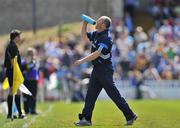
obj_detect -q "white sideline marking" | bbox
[42,105,53,117]
[22,105,53,128]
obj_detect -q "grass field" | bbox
[0,100,180,128]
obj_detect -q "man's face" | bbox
[15,35,21,44]
[95,17,105,30]
[27,51,34,59]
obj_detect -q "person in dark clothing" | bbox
[22,47,39,115]
[74,16,137,126]
[4,29,25,119]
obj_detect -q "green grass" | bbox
[0,100,180,128]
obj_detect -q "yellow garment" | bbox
[12,56,24,95]
[2,77,9,90]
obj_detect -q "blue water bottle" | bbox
[81,14,96,25]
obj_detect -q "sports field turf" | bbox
[0,100,180,128]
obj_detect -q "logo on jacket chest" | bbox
[92,40,98,48]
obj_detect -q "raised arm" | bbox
[81,21,88,40]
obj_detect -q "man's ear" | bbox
[102,23,106,29]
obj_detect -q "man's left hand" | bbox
[74,60,83,66]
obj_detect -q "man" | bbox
[74,16,137,126]
[4,29,25,119]
[22,47,39,115]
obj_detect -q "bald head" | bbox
[96,16,112,32]
[100,16,112,29]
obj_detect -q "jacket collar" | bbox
[10,40,15,44]
[96,29,109,36]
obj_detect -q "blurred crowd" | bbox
[0,0,179,102]
[149,0,180,28]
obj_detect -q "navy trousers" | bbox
[81,65,134,121]
[23,80,38,114]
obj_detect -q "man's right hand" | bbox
[83,20,88,25]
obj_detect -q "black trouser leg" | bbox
[81,70,102,121]
[23,93,29,114]
[28,80,38,113]
[15,95,22,115]
[7,70,13,116]
[104,83,134,120]
[7,95,13,116]
[24,80,31,113]
[99,68,135,121]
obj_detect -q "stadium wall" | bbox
[0,0,123,34]
[98,80,180,99]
